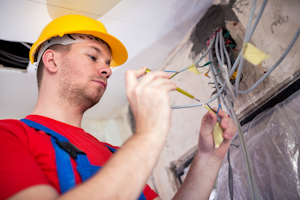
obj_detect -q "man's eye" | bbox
[89,55,97,61]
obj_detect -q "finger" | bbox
[223,118,235,139]
[125,67,147,94]
[217,109,228,118]
[155,81,178,92]
[147,78,177,89]
[139,71,171,88]
[200,111,218,138]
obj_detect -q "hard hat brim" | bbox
[30,15,128,68]
[30,30,128,68]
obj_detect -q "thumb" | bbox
[125,67,147,94]
[200,111,217,138]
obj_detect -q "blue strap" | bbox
[20,119,147,199]
[103,144,117,153]
[20,119,76,193]
[75,154,101,181]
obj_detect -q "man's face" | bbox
[56,40,112,109]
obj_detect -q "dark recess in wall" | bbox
[0,39,32,70]
[189,0,238,57]
[240,76,300,126]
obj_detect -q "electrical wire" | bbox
[238,25,300,94]
[216,104,221,114]
[228,144,239,200]
[168,6,299,199]
[234,0,257,99]
[0,50,29,63]
[223,65,236,102]
[0,57,27,67]
[20,42,31,49]
[0,52,29,64]
[171,0,272,110]
[176,35,216,74]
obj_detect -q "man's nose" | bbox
[98,65,112,79]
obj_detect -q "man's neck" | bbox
[32,94,84,128]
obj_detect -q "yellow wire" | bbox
[145,68,211,112]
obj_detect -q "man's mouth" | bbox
[93,80,107,89]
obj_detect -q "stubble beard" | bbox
[58,59,103,110]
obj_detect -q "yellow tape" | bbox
[213,122,224,148]
[187,63,201,74]
[243,43,270,66]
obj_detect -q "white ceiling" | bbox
[0,0,214,119]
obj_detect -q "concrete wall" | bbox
[82,106,133,146]
[150,0,300,199]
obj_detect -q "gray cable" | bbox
[215,32,222,67]
[235,0,257,98]
[0,57,27,67]
[0,51,29,63]
[219,29,225,72]
[0,50,29,61]
[210,50,233,117]
[238,25,300,94]
[227,100,257,200]
[223,65,236,102]
[171,51,241,109]
[171,0,268,110]
[20,42,31,49]
[177,35,215,73]
[222,32,232,72]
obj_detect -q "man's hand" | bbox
[199,108,237,159]
[125,67,177,137]
[173,109,237,200]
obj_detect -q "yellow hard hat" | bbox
[30,15,128,68]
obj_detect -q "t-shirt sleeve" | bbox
[0,120,52,200]
[143,184,159,200]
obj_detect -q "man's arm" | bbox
[9,67,176,200]
[173,109,236,200]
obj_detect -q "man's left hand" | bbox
[198,109,237,159]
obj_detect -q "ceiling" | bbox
[0,0,214,119]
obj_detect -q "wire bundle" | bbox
[167,0,300,199]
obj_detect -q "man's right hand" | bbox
[125,67,177,137]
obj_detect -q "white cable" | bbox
[234,0,257,99]
[223,65,236,102]
[20,42,31,49]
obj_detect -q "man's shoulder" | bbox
[0,118,26,130]
[0,118,40,139]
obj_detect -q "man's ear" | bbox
[42,49,58,73]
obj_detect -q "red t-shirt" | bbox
[0,115,158,200]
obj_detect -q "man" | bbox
[0,15,236,200]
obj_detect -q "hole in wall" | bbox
[0,39,32,70]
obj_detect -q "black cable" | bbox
[207,104,217,114]
[228,144,239,200]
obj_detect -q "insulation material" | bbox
[210,89,300,200]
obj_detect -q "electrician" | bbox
[0,15,236,200]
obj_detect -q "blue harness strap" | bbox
[20,119,147,200]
